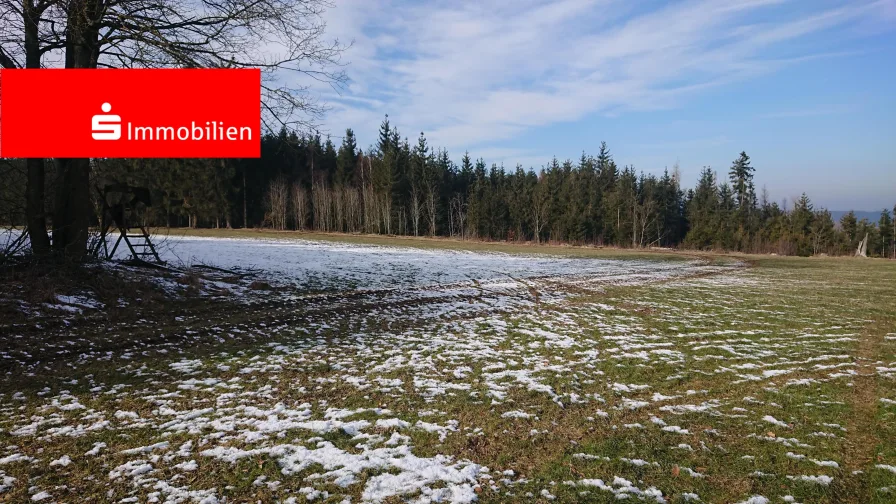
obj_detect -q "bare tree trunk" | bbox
[243,171,248,228]
[266,177,288,230]
[449,195,467,240]
[26,159,51,255]
[397,206,406,236]
[52,0,102,259]
[20,0,52,255]
[410,185,421,236]
[426,189,436,236]
[381,193,392,235]
[334,188,345,232]
[362,184,376,234]
[344,188,360,232]
[448,199,454,238]
[290,183,308,230]
[52,158,91,257]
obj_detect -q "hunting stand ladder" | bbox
[93,184,163,264]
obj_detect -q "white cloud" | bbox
[311,0,891,155]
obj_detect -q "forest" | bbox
[1,115,894,258]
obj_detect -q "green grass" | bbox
[0,236,894,503]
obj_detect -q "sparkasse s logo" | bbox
[0,69,260,158]
[92,103,121,141]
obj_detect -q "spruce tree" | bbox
[684,167,719,249]
[879,209,893,258]
[810,209,835,255]
[893,203,896,258]
[728,151,756,235]
[335,129,357,187]
[377,115,392,156]
[839,211,857,252]
[791,194,814,256]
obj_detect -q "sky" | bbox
[311,0,896,211]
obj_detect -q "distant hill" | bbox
[830,210,885,223]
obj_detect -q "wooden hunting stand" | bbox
[93,183,163,264]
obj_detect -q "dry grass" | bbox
[0,235,893,503]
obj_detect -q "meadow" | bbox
[0,232,894,503]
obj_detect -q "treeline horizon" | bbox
[1,116,894,258]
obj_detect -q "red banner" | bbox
[0,69,261,158]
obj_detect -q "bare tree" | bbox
[409,184,422,236]
[425,187,437,236]
[333,188,345,232]
[531,182,549,244]
[633,198,657,248]
[266,176,288,230]
[343,187,360,232]
[449,194,467,239]
[362,185,378,234]
[290,182,308,231]
[1,0,347,258]
[311,181,333,231]
[380,193,392,235]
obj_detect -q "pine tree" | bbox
[810,209,835,255]
[412,132,429,182]
[322,136,338,184]
[839,211,857,253]
[469,158,488,239]
[684,167,719,249]
[717,182,736,249]
[791,194,814,256]
[728,151,756,242]
[879,209,893,258]
[335,129,357,187]
[377,115,392,156]
[596,142,616,191]
[615,166,638,247]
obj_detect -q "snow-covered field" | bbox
[1,236,894,503]
[151,235,700,292]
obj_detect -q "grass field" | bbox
[1,233,894,503]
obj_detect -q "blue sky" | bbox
[315,0,896,210]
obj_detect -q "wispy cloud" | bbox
[631,136,731,151]
[312,0,891,155]
[757,104,858,119]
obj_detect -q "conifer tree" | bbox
[791,194,814,256]
[839,211,857,253]
[335,129,358,187]
[60,119,876,258]
[879,209,893,258]
[685,168,719,249]
[728,151,756,243]
[892,203,896,258]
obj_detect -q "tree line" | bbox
[2,115,894,258]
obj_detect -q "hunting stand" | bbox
[93,183,163,264]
